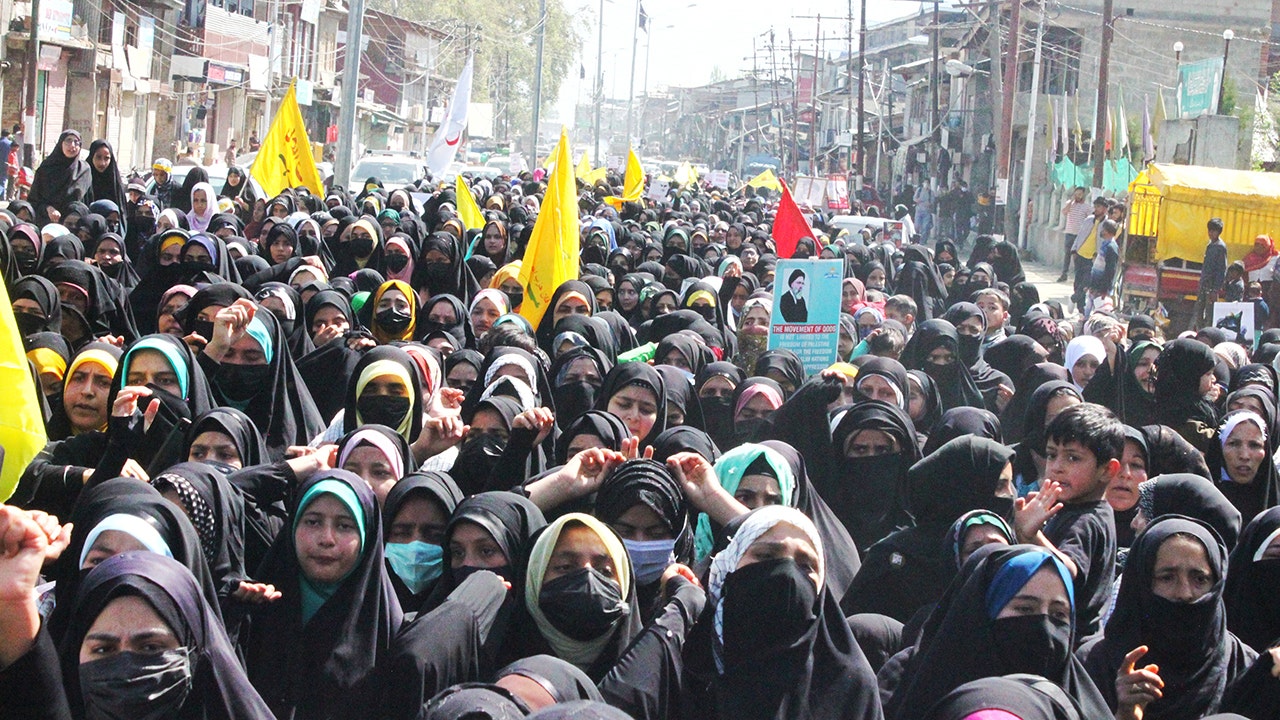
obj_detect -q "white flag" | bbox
[426,54,474,177]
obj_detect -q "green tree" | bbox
[372,0,587,145]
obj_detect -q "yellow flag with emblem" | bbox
[746,169,782,192]
[674,161,698,186]
[605,148,644,209]
[251,79,325,198]
[455,175,485,231]
[517,128,580,327]
[0,279,47,501]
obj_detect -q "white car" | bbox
[350,155,428,191]
[145,163,265,202]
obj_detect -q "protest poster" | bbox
[1213,301,1256,347]
[885,221,906,246]
[768,259,843,375]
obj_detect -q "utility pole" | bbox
[265,0,281,135]
[754,36,762,155]
[857,0,867,187]
[998,0,1022,195]
[420,41,434,155]
[988,0,1003,190]
[770,30,781,172]
[334,0,365,189]
[24,0,42,163]
[846,0,854,191]
[594,0,604,163]
[930,0,940,188]
[625,0,640,148]
[1017,3,1045,249]
[529,0,545,162]
[1092,0,1113,188]
[810,16,821,175]
[789,30,798,179]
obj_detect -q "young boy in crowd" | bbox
[884,295,917,338]
[1013,402,1122,640]
[973,287,1010,351]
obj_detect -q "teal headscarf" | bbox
[293,479,367,623]
[694,443,796,560]
[245,314,275,364]
[120,337,190,399]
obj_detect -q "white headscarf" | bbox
[186,181,217,232]
[1064,335,1106,390]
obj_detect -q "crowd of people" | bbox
[0,129,1278,720]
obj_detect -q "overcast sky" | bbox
[551,0,928,119]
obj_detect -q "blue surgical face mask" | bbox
[384,541,445,595]
[623,538,677,585]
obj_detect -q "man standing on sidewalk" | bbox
[1059,186,1092,281]
[1189,217,1228,331]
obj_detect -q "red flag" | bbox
[772,180,817,259]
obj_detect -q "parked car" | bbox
[350,155,428,191]
[144,163,266,202]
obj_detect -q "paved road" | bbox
[1021,259,1077,313]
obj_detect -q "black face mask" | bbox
[957,332,982,367]
[841,453,903,501]
[80,649,193,720]
[14,311,45,337]
[504,290,523,309]
[1144,593,1218,658]
[691,305,716,322]
[60,305,91,344]
[385,253,410,273]
[538,566,628,641]
[191,319,216,341]
[721,557,817,668]
[423,262,453,288]
[198,459,240,475]
[732,416,771,447]
[555,382,598,428]
[701,396,734,444]
[351,235,375,258]
[989,613,1071,678]
[357,394,411,429]
[376,307,413,335]
[988,495,1016,524]
[215,362,270,404]
[451,434,507,493]
[182,259,215,274]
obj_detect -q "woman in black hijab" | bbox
[11,275,62,337]
[880,544,1110,720]
[906,370,944,443]
[198,304,325,459]
[54,552,276,720]
[85,139,128,218]
[549,346,613,432]
[422,293,473,348]
[594,362,667,448]
[656,333,714,378]
[681,506,883,720]
[928,676,1096,720]
[413,230,480,305]
[827,401,921,549]
[243,469,402,720]
[255,281,314,358]
[753,348,805,398]
[593,459,693,619]
[696,361,745,450]
[1205,408,1280,523]
[941,302,1011,412]
[1155,338,1221,452]
[842,436,1016,622]
[382,471,465,614]
[1224,507,1280,652]
[29,130,91,225]
[1079,516,1256,720]
[45,259,139,346]
[983,334,1049,386]
[534,280,599,353]
[434,492,547,613]
[655,365,704,431]
[901,319,985,411]
[1001,362,1072,445]
[988,240,1026,286]
[173,167,209,215]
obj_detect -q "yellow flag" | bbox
[575,151,592,181]
[674,161,698,186]
[746,169,782,191]
[455,175,485,231]
[251,79,325,198]
[584,167,607,185]
[518,127,580,328]
[605,148,645,209]
[0,279,47,501]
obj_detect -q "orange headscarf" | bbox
[1243,234,1278,273]
[370,280,417,344]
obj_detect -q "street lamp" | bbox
[1173,40,1183,65]
[1218,29,1233,113]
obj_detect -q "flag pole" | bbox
[335,0,366,189]
[625,0,642,148]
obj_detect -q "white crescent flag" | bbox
[427,54,474,177]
